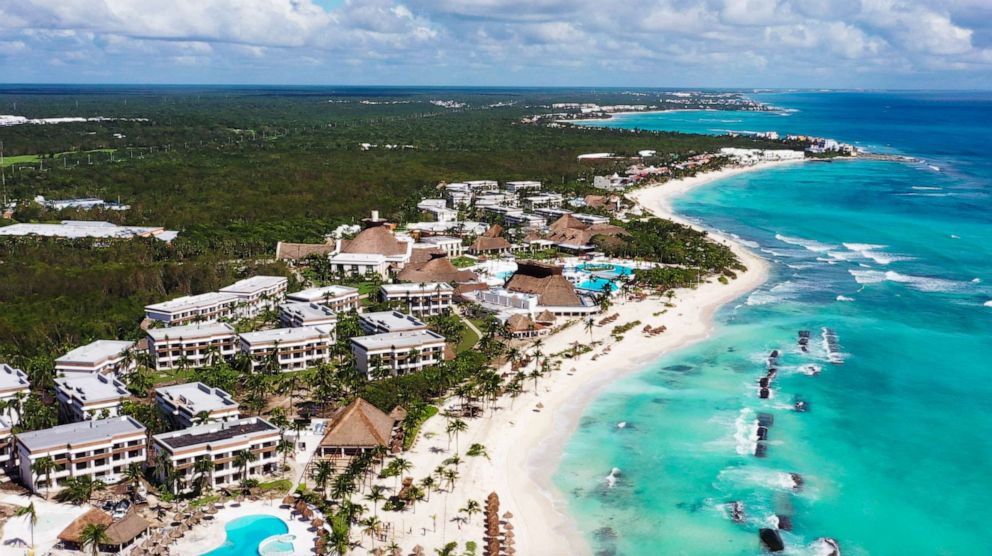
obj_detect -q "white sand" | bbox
[171,500,316,554]
[0,494,89,556]
[344,161,797,556]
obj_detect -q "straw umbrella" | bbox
[281,495,295,507]
[413,546,425,556]
[311,518,324,529]
[502,511,513,520]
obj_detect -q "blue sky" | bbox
[1,0,990,88]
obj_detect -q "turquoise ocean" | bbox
[557,92,992,555]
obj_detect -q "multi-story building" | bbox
[464,180,499,192]
[505,180,542,193]
[147,322,238,371]
[0,365,30,470]
[419,236,463,258]
[155,382,240,429]
[474,192,517,208]
[54,340,136,376]
[55,373,130,422]
[286,286,360,313]
[380,283,454,316]
[219,276,288,318]
[151,417,280,494]
[351,330,447,378]
[328,253,390,279]
[503,212,547,228]
[523,193,564,210]
[15,417,147,493]
[145,292,241,326]
[417,200,459,223]
[238,326,335,372]
[279,302,339,328]
[358,311,429,335]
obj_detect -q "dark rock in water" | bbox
[663,364,694,373]
[727,347,736,352]
[728,501,745,523]
[760,528,785,552]
[593,527,618,541]
[816,537,841,556]
[776,515,793,531]
[766,367,778,378]
[755,443,768,458]
[790,473,804,491]
[757,426,769,441]
[794,400,808,412]
[758,376,770,388]
[769,350,780,359]
[759,388,771,399]
[758,413,775,427]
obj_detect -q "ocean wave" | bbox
[984,300,992,307]
[841,242,914,265]
[733,408,758,455]
[912,186,943,191]
[728,233,760,249]
[746,290,779,306]
[896,192,951,197]
[716,467,800,491]
[836,295,855,302]
[775,233,836,253]
[849,269,966,293]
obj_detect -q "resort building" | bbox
[56,508,150,554]
[545,214,626,252]
[359,311,429,335]
[54,340,136,376]
[147,322,238,371]
[55,373,130,422]
[419,236,464,258]
[238,326,335,372]
[279,302,339,328]
[380,283,454,316]
[144,292,241,326]
[275,241,335,262]
[475,192,517,208]
[505,180,542,193]
[0,365,30,469]
[151,417,280,494]
[444,184,473,207]
[504,314,549,339]
[505,261,600,317]
[316,398,401,462]
[503,212,547,228]
[351,330,448,378]
[469,235,512,256]
[219,276,289,318]
[328,253,390,279]
[396,254,477,283]
[155,382,240,429]
[287,285,360,313]
[331,212,414,275]
[418,200,458,223]
[0,220,177,241]
[464,180,499,192]
[523,193,564,210]
[15,416,147,493]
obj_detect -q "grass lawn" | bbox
[1,149,117,167]
[457,319,480,353]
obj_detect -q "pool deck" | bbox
[171,500,318,555]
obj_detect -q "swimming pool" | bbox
[201,514,290,556]
[578,277,617,293]
[575,263,635,277]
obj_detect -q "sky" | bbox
[1,0,991,89]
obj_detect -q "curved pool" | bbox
[201,514,290,556]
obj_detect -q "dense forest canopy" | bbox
[0,86,780,360]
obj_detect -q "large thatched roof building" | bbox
[318,398,403,460]
[397,254,478,283]
[505,262,583,307]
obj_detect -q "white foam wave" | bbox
[841,242,914,265]
[849,269,965,293]
[605,467,621,488]
[836,295,855,302]
[717,468,799,491]
[733,409,758,455]
[984,300,992,307]
[775,233,836,253]
[912,186,943,191]
[746,290,779,306]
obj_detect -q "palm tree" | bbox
[419,476,437,501]
[192,410,213,425]
[57,476,106,504]
[364,485,386,517]
[311,460,335,498]
[466,443,489,459]
[362,516,383,549]
[80,523,109,556]
[584,317,595,341]
[442,468,459,492]
[459,499,481,526]
[31,456,55,497]
[14,502,37,550]
[276,438,295,468]
[233,449,257,482]
[330,473,356,502]
[193,458,214,494]
[445,419,468,452]
[122,462,144,500]
[435,541,458,555]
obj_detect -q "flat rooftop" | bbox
[17,416,146,452]
[280,302,338,321]
[287,285,359,303]
[154,418,276,451]
[381,282,454,294]
[147,322,236,341]
[219,276,287,294]
[145,291,239,313]
[420,236,460,244]
[56,374,130,403]
[0,222,174,240]
[0,364,30,393]
[352,330,446,351]
[156,382,238,413]
[239,325,333,345]
[55,340,133,365]
[360,311,428,332]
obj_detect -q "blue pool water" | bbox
[201,514,289,556]
[576,263,635,276]
[578,278,616,293]
[559,92,992,555]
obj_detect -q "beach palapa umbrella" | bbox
[502,511,513,519]
[282,495,295,506]
[312,518,324,528]
[413,545,425,556]
[504,522,514,531]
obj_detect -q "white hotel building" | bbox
[55,373,130,422]
[351,330,447,378]
[279,302,339,328]
[152,417,280,494]
[238,326,336,372]
[380,283,454,316]
[219,276,288,318]
[286,285,360,313]
[145,292,241,326]
[0,365,30,470]
[55,340,135,376]
[156,382,240,429]
[16,417,147,493]
[147,322,238,371]
[358,311,428,335]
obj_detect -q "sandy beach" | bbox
[342,160,797,556]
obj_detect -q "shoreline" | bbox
[350,160,795,556]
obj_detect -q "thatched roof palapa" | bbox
[470,236,511,253]
[339,226,408,257]
[58,508,114,544]
[506,266,582,307]
[505,314,540,334]
[397,256,477,283]
[481,224,504,238]
[275,241,335,261]
[319,398,395,449]
[105,512,150,546]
